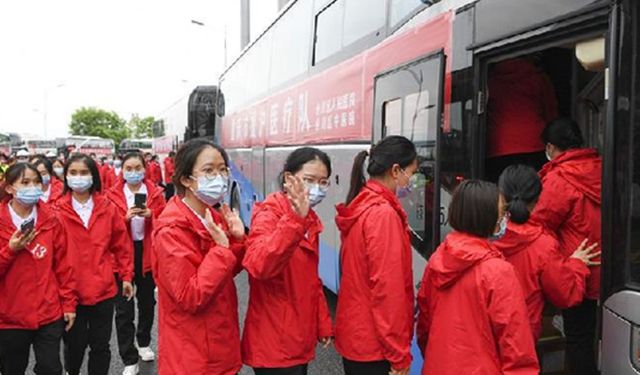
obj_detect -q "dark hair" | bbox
[32,157,54,178]
[498,165,542,224]
[169,151,176,157]
[279,147,332,189]
[346,136,417,204]
[541,118,584,151]
[4,163,42,187]
[448,180,499,238]
[122,152,146,168]
[173,139,229,196]
[63,154,102,194]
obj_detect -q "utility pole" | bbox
[240,0,251,49]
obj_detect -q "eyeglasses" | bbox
[302,177,331,192]
[196,166,231,180]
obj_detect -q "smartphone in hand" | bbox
[134,193,147,209]
[20,218,35,234]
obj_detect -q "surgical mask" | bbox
[308,184,327,207]
[191,175,228,206]
[67,176,93,193]
[545,151,553,161]
[114,160,122,168]
[53,167,64,177]
[15,186,43,206]
[490,215,509,241]
[41,175,51,186]
[124,171,145,185]
[396,171,417,199]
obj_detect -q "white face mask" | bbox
[545,151,553,161]
[191,175,229,206]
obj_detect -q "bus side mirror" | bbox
[216,91,225,117]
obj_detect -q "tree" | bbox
[128,114,155,138]
[69,107,130,145]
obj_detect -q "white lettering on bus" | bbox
[269,103,279,136]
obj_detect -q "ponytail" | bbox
[345,136,417,205]
[346,150,368,205]
[498,165,542,224]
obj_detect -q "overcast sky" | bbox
[0,0,279,139]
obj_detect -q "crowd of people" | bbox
[0,117,601,375]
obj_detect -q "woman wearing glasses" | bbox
[153,139,246,375]
[242,147,334,375]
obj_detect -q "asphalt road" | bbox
[26,272,343,375]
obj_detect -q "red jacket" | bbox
[56,193,133,305]
[493,221,590,340]
[0,201,77,329]
[146,161,162,186]
[106,178,166,275]
[334,181,413,369]
[416,231,539,375]
[100,165,114,190]
[487,58,558,157]
[242,192,333,368]
[532,148,602,299]
[163,157,175,184]
[153,197,245,375]
[42,178,64,207]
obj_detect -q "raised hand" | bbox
[205,209,230,248]
[284,174,309,218]
[220,204,244,240]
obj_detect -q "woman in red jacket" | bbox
[107,152,166,375]
[242,147,333,375]
[532,118,602,375]
[416,180,539,375]
[52,158,65,181]
[494,165,599,341]
[57,154,134,375]
[163,151,176,200]
[335,136,417,375]
[153,139,245,375]
[0,163,77,375]
[32,157,63,207]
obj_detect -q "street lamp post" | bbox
[42,83,65,138]
[190,19,228,68]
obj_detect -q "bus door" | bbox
[601,1,640,374]
[372,51,446,280]
[372,50,445,375]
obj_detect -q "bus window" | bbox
[343,0,385,46]
[389,0,426,28]
[314,0,344,63]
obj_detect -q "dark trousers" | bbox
[115,240,156,365]
[254,364,308,375]
[486,151,548,182]
[563,298,598,375]
[164,183,175,201]
[64,298,114,375]
[343,358,391,375]
[0,319,64,375]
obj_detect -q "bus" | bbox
[119,138,153,155]
[63,136,115,157]
[217,0,640,373]
[23,138,57,155]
